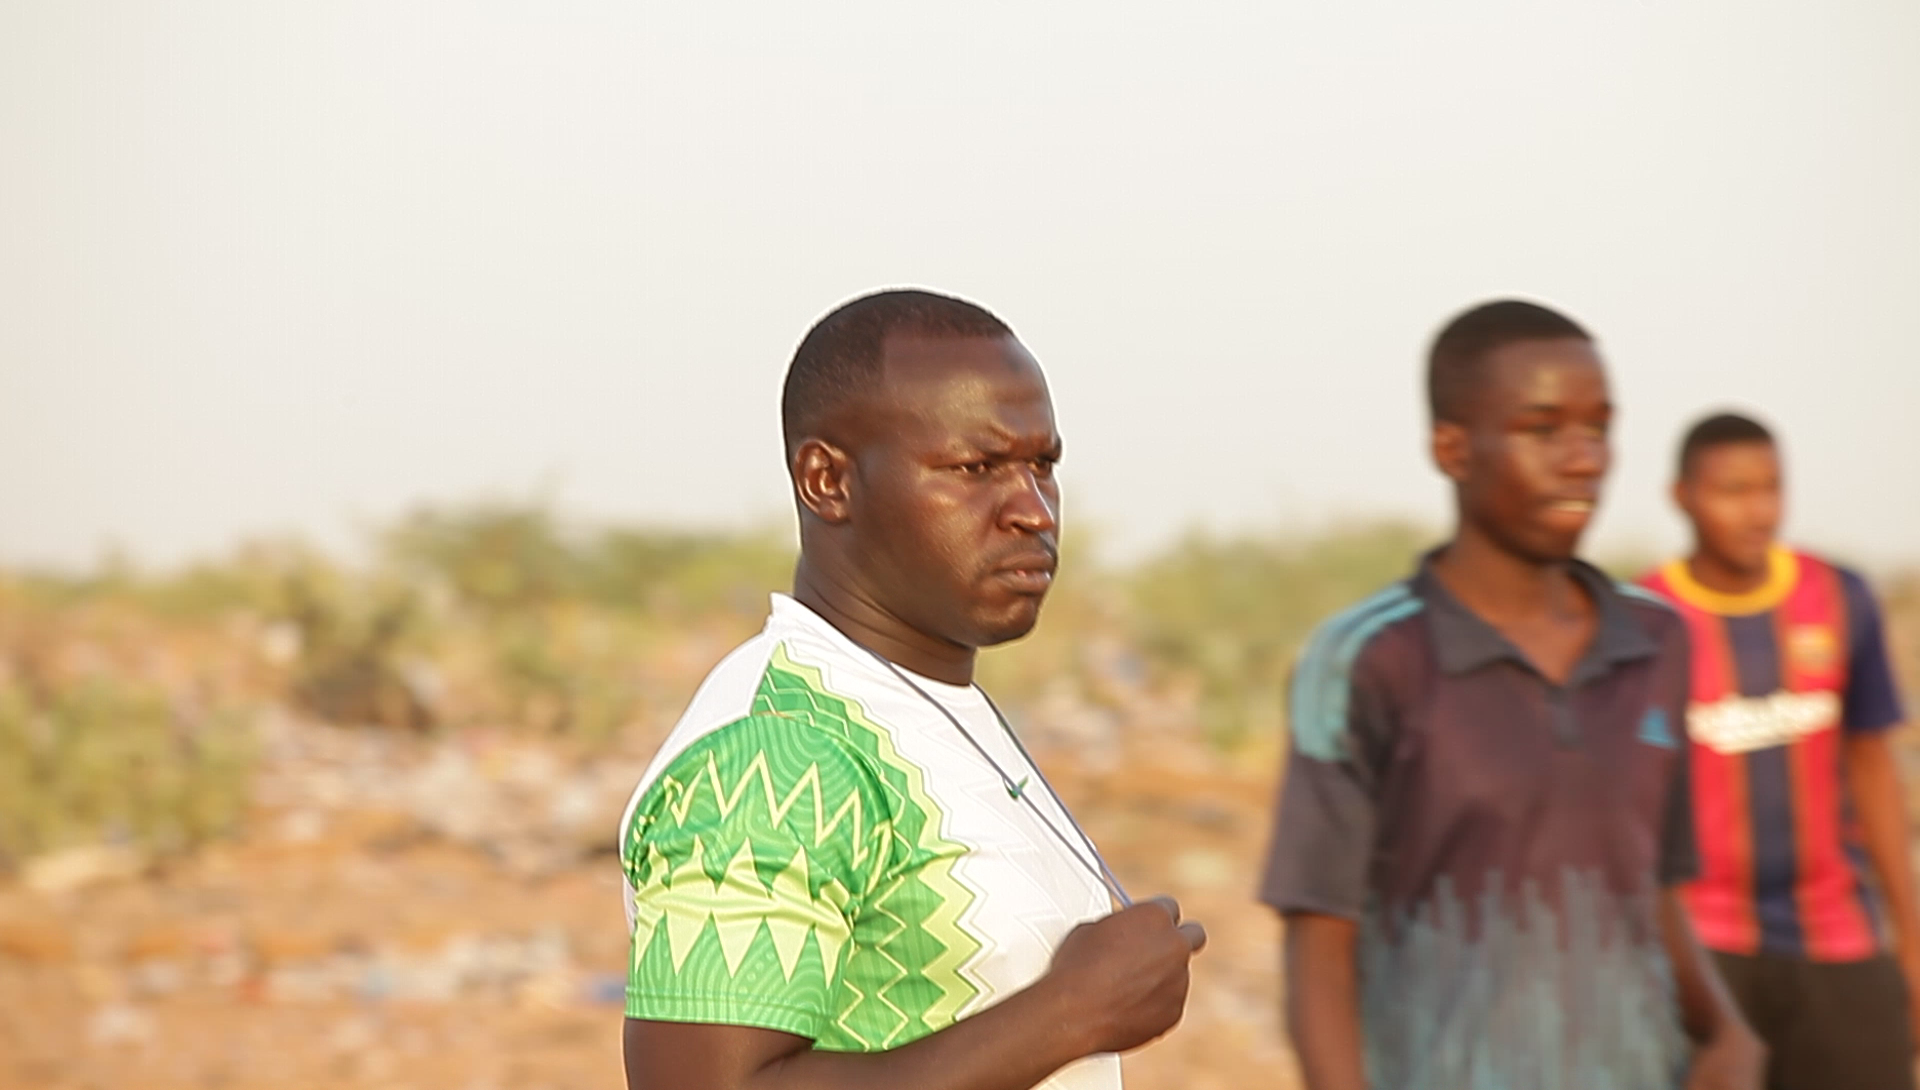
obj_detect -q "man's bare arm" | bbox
[1844,729,1920,1050]
[1656,891,1763,1090]
[627,983,1082,1090]
[1845,731,1920,957]
[1282,912,1368,1090]
[626,898,1206,1090]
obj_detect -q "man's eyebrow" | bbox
[954,432,1061,457]
[1530,399,1613,411]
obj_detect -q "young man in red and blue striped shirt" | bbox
[1641,411,1918,1090]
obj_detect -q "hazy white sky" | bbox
[4,1,1918,572]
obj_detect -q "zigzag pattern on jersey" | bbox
[1289,583,1425,761]
[625,644,983,1050]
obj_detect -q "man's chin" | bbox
[1505,528,1583,566]
[1725,549,1774,581]
[972,599,1046,647]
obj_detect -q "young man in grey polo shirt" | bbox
[1261,301,1763,1089]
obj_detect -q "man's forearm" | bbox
[626,980,1097,1090]
[630,897,1202,1090]
[1284,913,1369,1090]
[1657,890,1742,1043]
[1845,732,1920,952]
[753,982,1092,1090]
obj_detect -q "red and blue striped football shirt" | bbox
[1640,546,1906,961]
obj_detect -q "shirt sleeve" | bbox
[1839,569,1906,733]
[1657,620,1700,886]
[1258,647,1396,919]
[621,715,891,1039]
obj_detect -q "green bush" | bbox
[586,526,793,619]
[280,562,433,730]
[1126,522,1434,745]
[5,505,1914,876]
[384,503,582,614]
[371,503,793,738]
[0,679,254,865]
[381,502,794,619]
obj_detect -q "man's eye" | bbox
[1031,457,1058,478]
[956,461,992,476]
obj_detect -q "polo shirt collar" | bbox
[1410,548,1660,682]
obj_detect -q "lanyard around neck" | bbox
[853,644,1134,909]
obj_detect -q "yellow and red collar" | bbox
[1659,545,1799,616]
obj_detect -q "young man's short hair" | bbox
[1677,411,1776,479]
[780,289,1012,454]
[1426,300,1591,424]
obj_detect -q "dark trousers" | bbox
[1712,950,1918,1090]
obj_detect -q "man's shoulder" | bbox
[1288,581,1426,760]
[1590,559,1687,644]
[1610,571,1686,630]
[1299,581,1428,654]
[648,628,787,759]
[1801,550,1878,606]
[1296,581,1428,679]
[1805,556,1893,658]
[618,627,902,841]
[643,629,901,781]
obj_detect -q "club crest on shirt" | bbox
[1788,624,1840,676]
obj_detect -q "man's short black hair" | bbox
[1426,300,1592,424]
[781,288,1014,453]
[1678,411,1775,479]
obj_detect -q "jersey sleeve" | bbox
[1839,569,1906,733]
[1258,642,1397,919]
[622,715,893,1039]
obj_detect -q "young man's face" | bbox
[1676,440,1782,578]
[1435,337,1612,563]
[847,332,1063,651]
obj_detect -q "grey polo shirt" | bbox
[1260,552,1697,1090]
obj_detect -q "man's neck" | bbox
[1432,526,1586,627]
[791,559,977,685]
[1684,546,1772,596]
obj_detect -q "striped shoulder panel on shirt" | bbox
[1288,583,1424,762]
[1615,579,1680,612]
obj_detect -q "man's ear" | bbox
[1431,420,1471,484]
[1668,476,1688,516]
[792,438,855,524]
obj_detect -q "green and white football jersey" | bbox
[620,594,1121,1089]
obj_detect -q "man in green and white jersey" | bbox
[619,289,1205,1090]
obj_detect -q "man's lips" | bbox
[1540,495,1597,522]
[1543,495,1597,514]
[992,552,1057,594]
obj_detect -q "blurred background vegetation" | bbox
[2,502,1915,871]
